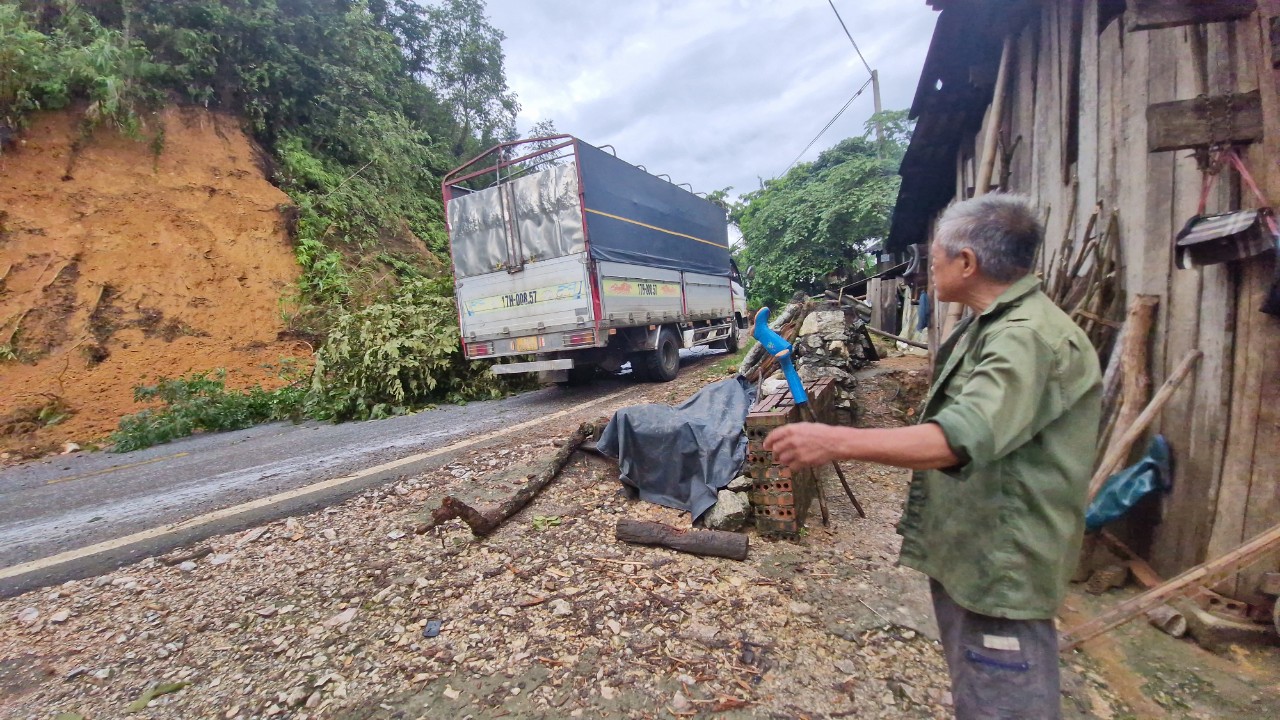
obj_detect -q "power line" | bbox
[782,76,873,176]
[827,0,873,77]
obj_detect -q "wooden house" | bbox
[885,0,1280,609]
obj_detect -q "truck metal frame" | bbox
[443,136,747,383]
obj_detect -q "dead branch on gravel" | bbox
[426,420,600,536]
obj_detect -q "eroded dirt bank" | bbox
[0,108,307,457]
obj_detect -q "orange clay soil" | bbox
[0,107,310,457]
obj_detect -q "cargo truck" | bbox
[443,136,748,384]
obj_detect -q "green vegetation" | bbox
[734,110,913,310]
[110,368,306,452]
[1,0,533,449]
[531,515,561,531]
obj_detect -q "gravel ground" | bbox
[0,355,1127,719]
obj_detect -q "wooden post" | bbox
[868,277,884,330]
[1088,350,1202,500]
[1111,295,1160,454]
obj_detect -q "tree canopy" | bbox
[733,110,913,310]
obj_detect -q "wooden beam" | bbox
[1088,350,1203,501]
[1259,572,1280,596]
[1147,91,1264,151]
[1128,0,1257,32]
[1059,522,1280,651]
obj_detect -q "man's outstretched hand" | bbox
[763,422,962,472]
[763,422,849,469]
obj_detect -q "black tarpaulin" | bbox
[576,140,730,277]
[597,376,753,519]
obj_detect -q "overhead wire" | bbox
[781,76,872,176]
[826,0,873,76]
[778,1,877,177]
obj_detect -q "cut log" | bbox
[1111,295,1160,456]
[1087,349,1202,500]
[1059,522,1280,651]
[615,518,749,561]
[428,421,595,536]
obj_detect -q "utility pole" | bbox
[827,0,884,156]
[870,68,884,155]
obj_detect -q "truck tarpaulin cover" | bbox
[576,140,731,277]
[597,376,754,519]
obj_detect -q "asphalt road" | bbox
[0,350,722,596]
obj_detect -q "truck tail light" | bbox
[468,341,494,357]
[563,330,596,347]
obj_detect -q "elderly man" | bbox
[765,194,1101,719]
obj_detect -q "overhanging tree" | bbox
[734,110,912,309]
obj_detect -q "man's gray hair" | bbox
[935,194,1043,282]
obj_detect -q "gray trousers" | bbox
[930,580,1061,720]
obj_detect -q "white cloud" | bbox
[484,0,938,198]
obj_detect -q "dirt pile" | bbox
[0,108,308,456]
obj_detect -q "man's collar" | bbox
[978,274,1041,318]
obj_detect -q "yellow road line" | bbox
[585,208,727,249]
[46,452,191,486]
[1,386,635,583]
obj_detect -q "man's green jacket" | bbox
[897,274,1102,619]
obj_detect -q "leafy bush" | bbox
[112,368,305,452]
[306,277,505,421]
[0,3,163,134]
[0,3,66,126]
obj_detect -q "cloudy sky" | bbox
[483,1,939,199]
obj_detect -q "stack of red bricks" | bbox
[744,377,836,536]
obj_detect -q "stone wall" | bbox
[764,301,874,426]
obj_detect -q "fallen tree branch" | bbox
[615,518,749,560]
[428,421,595,536]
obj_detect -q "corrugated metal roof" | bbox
[886,0,1036,252]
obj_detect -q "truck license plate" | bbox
[515,336,539,352]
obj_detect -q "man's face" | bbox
[930,238,966,303]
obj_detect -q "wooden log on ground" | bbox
[1059,522,1280,651]
[429,421,595,536]
[1087,349,1202,501]
[615,518,749,561]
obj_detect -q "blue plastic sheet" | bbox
[1084,435,1172,531]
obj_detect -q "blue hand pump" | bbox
[750,307,865,520]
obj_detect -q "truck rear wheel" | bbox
[640,328,680,382]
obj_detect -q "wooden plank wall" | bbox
[939,0,1280,600]
[1205,2,1280,604]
